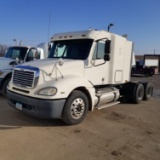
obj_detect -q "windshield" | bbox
[4,47,28,60]
[48,39,93,60]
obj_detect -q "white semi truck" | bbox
[7,29,153,125]
[0,44,48,96]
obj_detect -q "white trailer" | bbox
[7,29,153,125]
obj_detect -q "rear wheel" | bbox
[132,83,144,104]
[143,83,153,100]
[62,90,89,125]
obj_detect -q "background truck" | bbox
[131,65,155,76]
[7,29,153,125]
[0,44,48,96]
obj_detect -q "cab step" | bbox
[96,101,120,110]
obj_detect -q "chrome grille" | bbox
[13,66,39,88]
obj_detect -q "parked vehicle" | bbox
[7,29,153,125]
[131,65,155,76]
[0,44,48,96]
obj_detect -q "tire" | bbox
[132,83,144,104]
[143,83,153,100]
[2,77,11,97]
[62,90,89,125]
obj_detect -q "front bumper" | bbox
[7,90,66,119]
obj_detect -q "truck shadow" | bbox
[0,115,67,130]
[1,91,159,130]
[0,112,67,130]
[0,99,134,130]
[0,97,68,130]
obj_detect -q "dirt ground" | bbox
[0,75,160,160]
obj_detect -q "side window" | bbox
[26,48,40,62]
[92,41,105,60]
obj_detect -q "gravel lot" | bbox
[0,75,160,160]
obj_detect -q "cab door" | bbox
[85,40,110,85]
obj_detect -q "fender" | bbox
[42,75,94,95]
[33,75,96,111]
[0,69,12,79]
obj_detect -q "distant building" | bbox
[135,54,160,74]
[135,55,144,66]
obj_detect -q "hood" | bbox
[20,58,85,77]
[0,57,16,70]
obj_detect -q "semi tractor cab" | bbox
[0,45,48,96]
[7,29,153,125]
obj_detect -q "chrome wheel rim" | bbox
[138,88,143,100]
[70,98,85,119]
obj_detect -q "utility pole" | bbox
[19,40,22,46]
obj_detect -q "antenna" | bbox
[47,14,51,43]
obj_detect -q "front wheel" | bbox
[62,90,89,125]
[2,77,11,97]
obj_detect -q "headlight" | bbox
[36,87,57,96]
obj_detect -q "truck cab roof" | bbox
[51,29,128,42]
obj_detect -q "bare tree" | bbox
[0,44,8,57]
